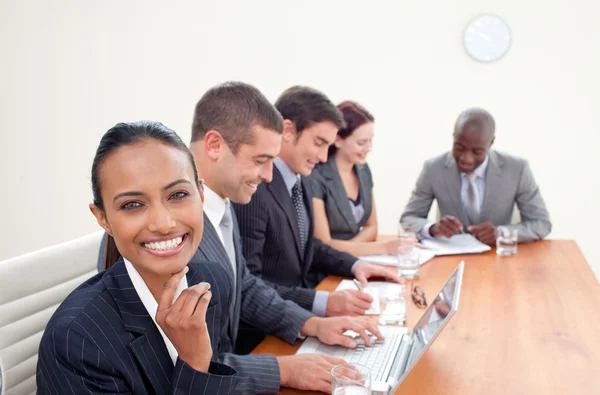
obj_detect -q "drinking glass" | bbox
[379,284,406,325]
[331,363,371,395]
[496,226,518,256]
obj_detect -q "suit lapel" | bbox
[443,153,469,225]
[230,210,245,293]
[197,214,235,284]
[196,214,238,343]
[229,210,244,344]
[301,175,316,265]
[480,151,503,221]
[319,159,359,233]
[103,259,173,395]
[267,167,303,260]
[355,164,372,228]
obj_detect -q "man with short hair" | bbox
[400,107,551,244]
[190,81,383,394]
[233,85,401,320]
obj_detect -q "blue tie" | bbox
[292,179,307,255]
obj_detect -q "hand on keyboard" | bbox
[344,330,384,345]
[302,316,384,348]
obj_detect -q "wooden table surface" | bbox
[251,240,600,394]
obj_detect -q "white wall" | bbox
[1,0,599,278]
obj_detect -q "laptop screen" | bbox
[404,261,464,375]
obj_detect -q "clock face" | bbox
[464,15,511,63]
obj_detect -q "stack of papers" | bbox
[420,234,491,255]
[358,234,490,267]
[358,248,436,267]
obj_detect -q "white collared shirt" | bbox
[202,185,237,278]
[124,258,188,365]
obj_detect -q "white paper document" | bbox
[420,233,491,255]
[335,281,407,315]
[358,248,436,267]
[335,280,382,315]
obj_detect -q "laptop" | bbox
[297,261,464,394]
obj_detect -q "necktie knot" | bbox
[221,200,232,227]
[292,179,302,196]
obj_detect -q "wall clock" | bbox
[464,14,512,63]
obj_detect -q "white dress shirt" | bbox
[124,258,188,365]
[421,155,489,238]
[203,185,237,280]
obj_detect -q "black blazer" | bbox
[233,167,357,310]
[36,257,239,394]
[311,158,374,240]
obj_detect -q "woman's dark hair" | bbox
[92,121,200,270]
[329,101,375,157]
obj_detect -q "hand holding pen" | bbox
[429,215,464,238]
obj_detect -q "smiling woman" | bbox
[96,123,203,271]
[310,101,409,257]
[36,121,239,394]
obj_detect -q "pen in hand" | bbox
[353,278,364,292]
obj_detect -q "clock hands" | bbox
[475,31,492,41]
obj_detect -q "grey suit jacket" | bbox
[400,151,551,243]
[311,158,374,240]
[193,210,314,394]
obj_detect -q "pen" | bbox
[352,278,364,291]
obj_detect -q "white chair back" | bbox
[0,231,103,395]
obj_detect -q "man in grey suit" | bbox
[400,107,551,244]
[189,82,383,394]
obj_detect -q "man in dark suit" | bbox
[233,86,402,319]
[37,258,239,394]
[189,82,383,394]
[400,107,551,244]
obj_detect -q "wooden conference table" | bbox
[251,240,600,394]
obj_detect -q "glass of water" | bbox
[331,363,371,395]
[496,226,518,256]
[379,284,406,325]
[398,248,420,279]
[397,222,417,255]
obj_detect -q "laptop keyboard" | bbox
[315,328,404,382]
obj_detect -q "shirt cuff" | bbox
[420,222,435,240]
[311,290,329,317]
[350,260,360,273]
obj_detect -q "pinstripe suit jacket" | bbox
[36,258,239,395]
[233,167,356,310]
[193,211,313,394]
